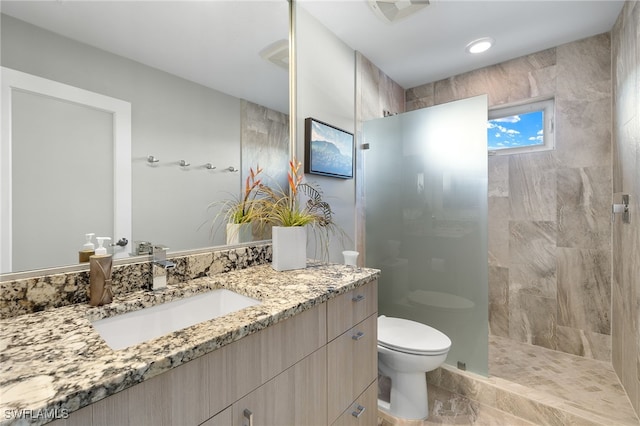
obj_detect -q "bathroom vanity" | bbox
[0,261,379,426]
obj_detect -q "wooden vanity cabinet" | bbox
[327,315,377,424]
[200,406,232,426]
[331,381,378,426]
[230,347,327,425]
[221,303,326,410]
[326,280,378,342]
[326,281,378,425]
[51,280,378,426]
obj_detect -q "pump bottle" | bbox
[79,233,95,263]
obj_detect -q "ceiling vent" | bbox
[259,39,289,70]
[368,0,430,23]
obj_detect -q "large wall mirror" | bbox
[0,1,290,276]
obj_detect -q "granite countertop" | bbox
[0,262,380,425]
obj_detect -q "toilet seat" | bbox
[378,315,451,356]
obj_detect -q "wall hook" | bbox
[205,163,216,170]
[179,160,191,167]
[147,155,159,163]
[226,166,238,172]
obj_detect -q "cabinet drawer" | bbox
[327,280,377,341]
[232,347,327,426]
[225,303,326,402]
[331,380,378,426]
[327,314,377,424]
[200,406,232,426]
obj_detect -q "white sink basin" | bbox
[92,289,261,350]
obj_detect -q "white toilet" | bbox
[377,315,452,420]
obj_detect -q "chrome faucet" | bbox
[152,244,175,290]
[135,241,153,255]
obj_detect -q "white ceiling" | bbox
[301,0,625,89]
[1,0,626,113]
[0,0,290,112]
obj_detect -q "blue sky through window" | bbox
[487,110,543,150]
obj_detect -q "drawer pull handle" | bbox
[352,331,365,341]
[243,408,253,426]
[352,404,366,418]
[352,294,366,302]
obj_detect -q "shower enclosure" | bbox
[364,95,489,374]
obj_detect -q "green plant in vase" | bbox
[258,160,344,270]
[211,165,264,244]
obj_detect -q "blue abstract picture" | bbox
[304,118,353,179]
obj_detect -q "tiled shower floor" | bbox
[379,336,639,425]
[489,335,639,425]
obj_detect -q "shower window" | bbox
[487,97,555,155]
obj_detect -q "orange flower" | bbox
[287,160,303,209]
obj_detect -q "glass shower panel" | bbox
[364,95,488,375]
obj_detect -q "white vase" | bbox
[271,226,307,271]
[226,223,253,245]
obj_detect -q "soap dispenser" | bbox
[79,233,95,263]
[89,237,113,306]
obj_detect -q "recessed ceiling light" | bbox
[465,37,494,54]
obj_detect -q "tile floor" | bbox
[378,383,537,425]
[379,335,639,425]
[488,335,638,425]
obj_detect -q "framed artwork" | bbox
[304,117,354,179]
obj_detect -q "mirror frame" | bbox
[288,0,297,163]
[0,66,132,273]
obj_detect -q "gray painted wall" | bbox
[296,7,356,263]
[2,14,241,265]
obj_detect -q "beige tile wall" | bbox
[354,8,640,415]
[611,0,640,415]
[405,33,613,362]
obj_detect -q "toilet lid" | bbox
[378,316,451,355]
